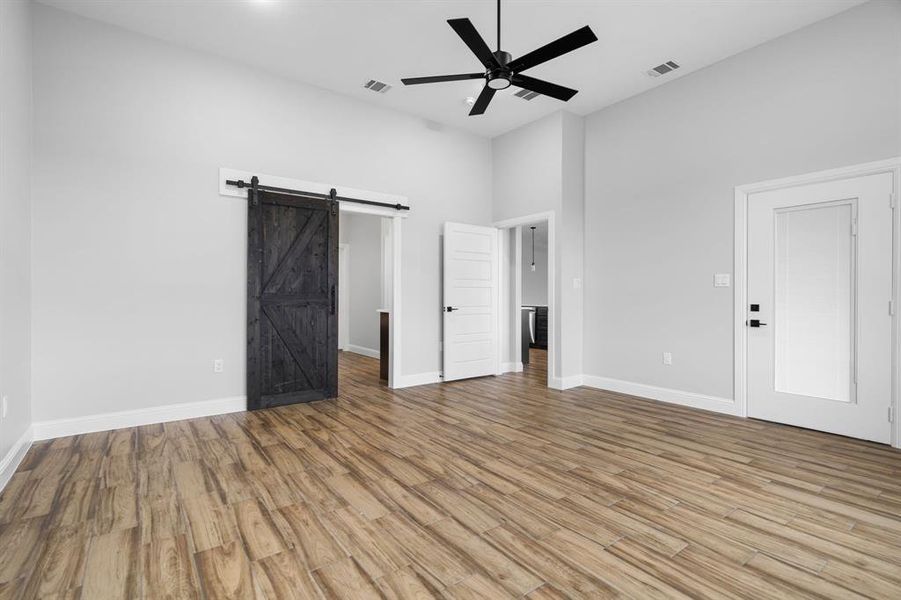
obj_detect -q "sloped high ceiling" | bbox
[38,0,865,137]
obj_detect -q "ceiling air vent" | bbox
[646,60,680,78]
[363,79,392,93]
[514,89,541,101]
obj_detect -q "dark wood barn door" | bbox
[248,190,338,410]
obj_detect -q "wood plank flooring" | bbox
[1,350,900,599]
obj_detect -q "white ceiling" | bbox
[38,0,865,137]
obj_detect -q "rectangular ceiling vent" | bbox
[646,60,680,78]
[363,79,392,94]
[514,89,541,101]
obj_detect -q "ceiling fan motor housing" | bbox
[487,50,513,89]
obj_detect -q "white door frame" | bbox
[338,243,350,351]
[220,168,407,389]
[493,211,556,388]
[734,157,901,448]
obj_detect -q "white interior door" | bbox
[443,222,498,382]
[747,172,894,443]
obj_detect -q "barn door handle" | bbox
[330,285,336,315]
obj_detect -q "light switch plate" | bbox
[714,273,731,287]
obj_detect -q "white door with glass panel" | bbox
[747,173,894,443]
[443,222,498,382]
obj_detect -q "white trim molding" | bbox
[338,243,350,351]
[550,374,584,390]
[346,345,380,359]
[583,375,739,416]
[393,372,442,389]
[32,396,247,441]
[500,361,524,374]
[0,426,33,494]
[734,157,901,448]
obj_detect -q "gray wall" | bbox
[582,0,901,399]
[30,5,491,422]
[492,111,585,383]
[0,0,33,468]
[521,223,548,306]
[341,212,382,354]
[492,113,563,223]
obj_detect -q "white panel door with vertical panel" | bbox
[747,173,894,443]
[443,222,498,382]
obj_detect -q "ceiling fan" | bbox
[401,0,598,116]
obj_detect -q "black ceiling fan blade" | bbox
[507,25,598,73]
[512,74,578,102]
[448,18,500,69]
[401,73,484,85]
[469,85,496,116]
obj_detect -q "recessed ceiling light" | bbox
[464,97,476,107]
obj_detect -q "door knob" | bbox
[748,319,767,327]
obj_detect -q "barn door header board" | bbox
[247,189,339,410]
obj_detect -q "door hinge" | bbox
[889,406,894,423]
[851,217,858,236]
[890,300,896,316]
[890,193,896,210]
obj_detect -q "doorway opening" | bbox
[495,211,556,388]
[338,211,396,387]
[520,222,549,384]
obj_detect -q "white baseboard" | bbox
[392,371,442,389]
[499,361,523,374]
[549,374,583,390]
[582,375,738,415]
[346,345,380,359]
[0,426,33,494]
[32,396,247,441]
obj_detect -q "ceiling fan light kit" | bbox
[401,0,597,116]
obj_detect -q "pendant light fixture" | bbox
[530,226,537,272]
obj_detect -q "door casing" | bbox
[493,211,557,389]
[734,157,901,448]
[338,243,349,351]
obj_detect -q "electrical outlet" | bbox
[662,352,673,366]
[213,359,224,373]
[1,395,7,419]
